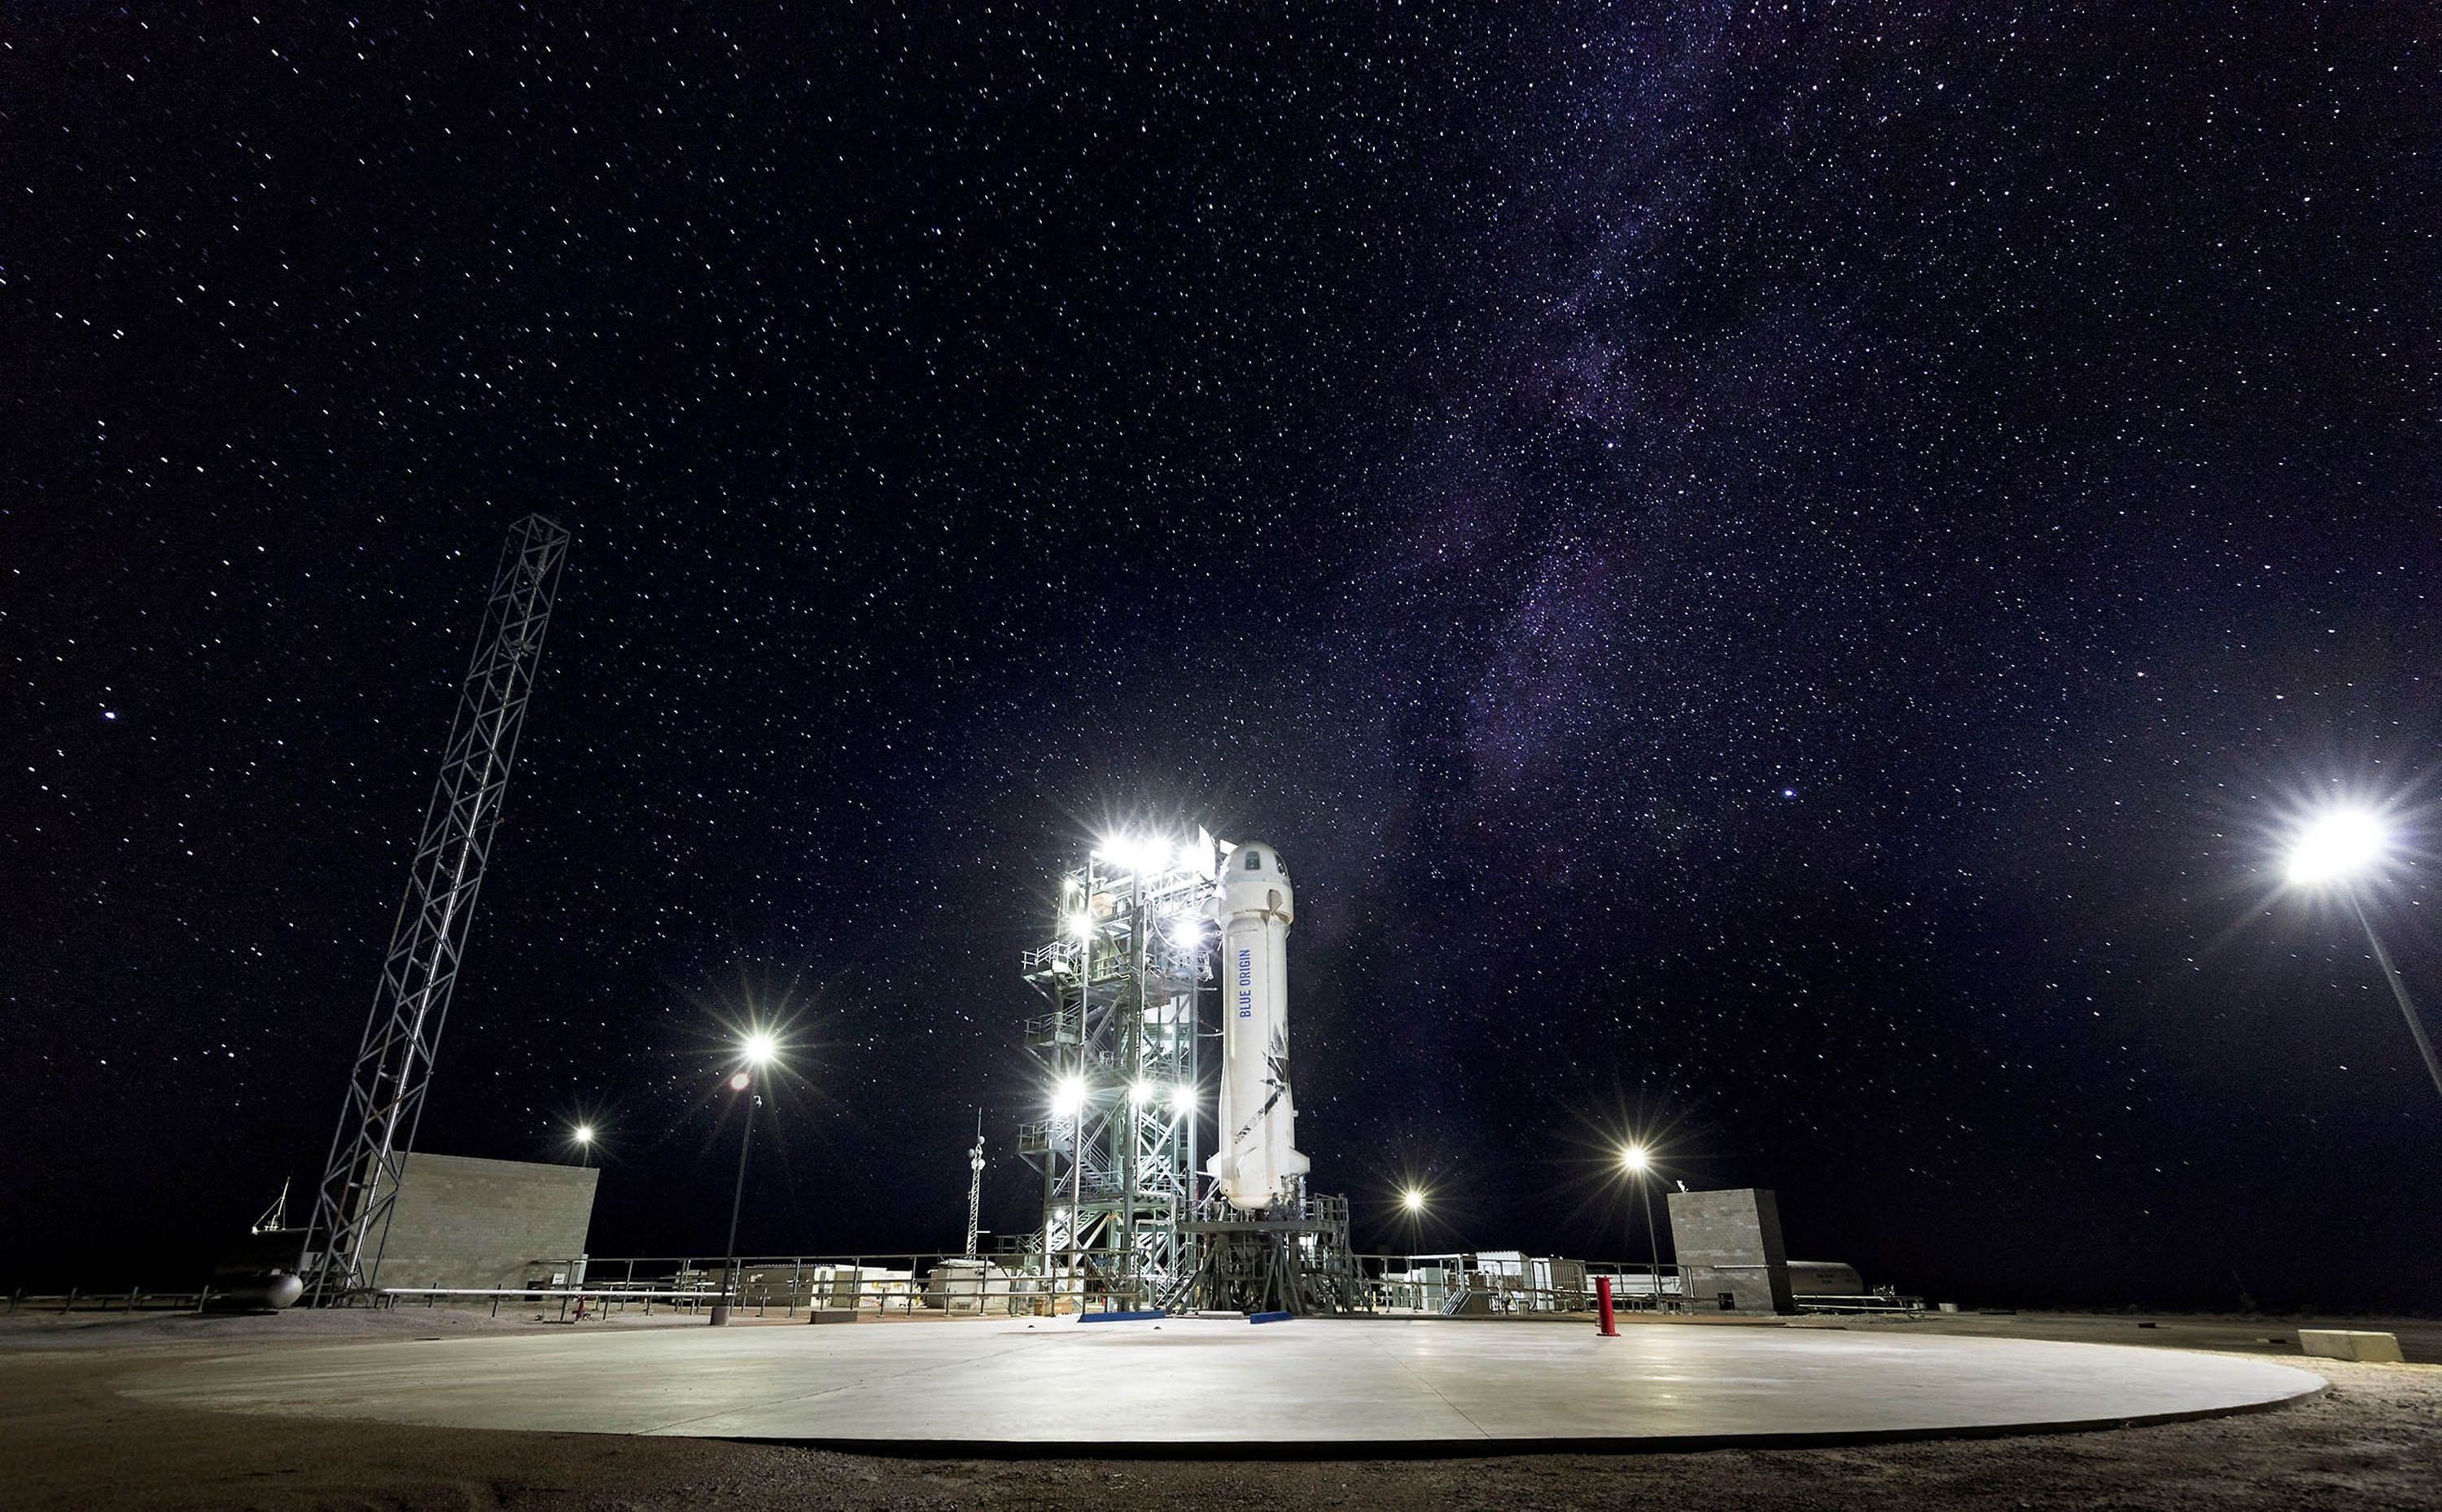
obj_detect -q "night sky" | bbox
[10,7,2440,1313]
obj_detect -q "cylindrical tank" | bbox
[202,1269,304,1312]
[1206,841,1310,1211]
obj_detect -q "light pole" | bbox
[1395,1188,1428,1310]
[2285,807,2442,1106]
[1621,1144,1656,1312]
[711,1031,778,1326]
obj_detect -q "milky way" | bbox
[9,7,2438,1309]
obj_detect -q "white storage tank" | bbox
[923,1257,1012,1315]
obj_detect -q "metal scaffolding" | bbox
[964,1117,986,1261]
[300,514,570,1304]
[1180,1183,1360,1317]
[1016,837,1214,1310]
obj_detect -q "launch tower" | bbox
[1017,833,1214,1310]
[1017,830,1357,1315]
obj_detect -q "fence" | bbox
[500,1249,1688,1322]
[4,1288,213,1315]
[10,1249,1700,1322]
[375,1286,729,1320]
[511,1252,1169,1321]
[1350,1255,1687,1316]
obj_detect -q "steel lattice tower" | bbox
[964,1117,986,1261]
[300,514,569,1304]
[1017,837,1213,1309]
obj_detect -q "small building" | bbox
[1664,1186,1795,1313]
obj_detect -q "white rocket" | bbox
[1206,841,1309,1212]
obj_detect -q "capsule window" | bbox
[1245,850,1262,870]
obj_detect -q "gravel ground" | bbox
[2,1308,2436,1510]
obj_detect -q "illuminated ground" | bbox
[7,1309,2438,1510]
[116,1313,2318,1451]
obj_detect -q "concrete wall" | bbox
[374,1152,598,1290]
[1665,1187,1795,1313]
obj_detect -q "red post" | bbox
[1595,1275,1619,1337]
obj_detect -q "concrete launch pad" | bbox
[121,1317,2322,1454]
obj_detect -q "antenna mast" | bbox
[300,514,569,1303]
[251,1178,290,1235]
[965,1114,987,1261]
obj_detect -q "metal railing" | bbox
[1022,1008,1079,1046]
[505,1252,1175,1321]
[1350,1255,1687,1316]
[375,1287,729,1320]
[4,1288,212,1315]
[495,1249,1692,1322]
[13,1267,1907,1322]
[1794,1290,1927,1315]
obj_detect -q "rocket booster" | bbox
[1206,841,1309,1212]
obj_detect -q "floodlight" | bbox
[1620,1144,1651,1174]
[1168,1083,1196,1117]
[1165,911,1206,948]
[2287,807,2388,887]
[1051,1075,1087,1118]
[1401,1187,1426,1213]
[2275,798,2442,1107]
[1175,840,1207,873]
[1066,911,1095,942]
[573,1124,594,1145]
[742,1029,778,1067]
[1095,832,1174,875]
[1130,1077,1157,1104]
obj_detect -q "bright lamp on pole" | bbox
[2278,802,2442,1106]
[712,1033,776,1327]
[1619,1143,1663,1311]
[2285,807,2388,887]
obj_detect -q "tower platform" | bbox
[1177,1188,1357,1314]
